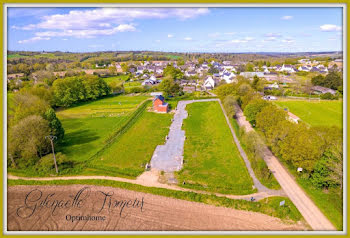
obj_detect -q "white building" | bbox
[221,72,236,83]
[280,64,295,73]
[204,76,215,90]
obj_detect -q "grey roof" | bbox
[154,95,165,101]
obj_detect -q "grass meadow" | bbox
[87,111,172,178]
[54,95,152,176]
[177,101,255,195]
[102,75,130,85]
[274,99,342,128]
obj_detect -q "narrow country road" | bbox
[7,173,278,201]
[234,104,336,231]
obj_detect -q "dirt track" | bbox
[234,104,336,231]
[7,185,307,231]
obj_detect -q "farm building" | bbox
[287,111,300,124]
[311,86,336,95]
[153,95,169,113]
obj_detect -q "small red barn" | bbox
[153,95,169,113]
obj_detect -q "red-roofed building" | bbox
[153,95,169,113]
[287,111,300,124]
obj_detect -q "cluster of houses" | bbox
[7,56,342,96]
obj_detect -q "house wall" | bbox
[155,105,168,113]
[153,99,163,108]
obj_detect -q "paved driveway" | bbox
[150,99,218,172]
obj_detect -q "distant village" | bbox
[7,51,343,99]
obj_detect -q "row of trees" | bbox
[216,80,343,190]
[8,89,65,171]
[52,75,110,107]
[311,72,343,92]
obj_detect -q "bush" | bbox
[35,152,74,175]
[321,93,338,100]
[223,95,236,118]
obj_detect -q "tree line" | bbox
[216,80,343,190]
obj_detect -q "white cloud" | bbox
[184,37,192,41]
[264,33,282,38]
[88,44,103,48]
[224,32,235,35]
[263,37,277,42]
[208,32,221,38]
[155,39,161,42]
[328,38,337,41]
[281,38,295,43]
[320,24,342,32]
[216,37,254,46]
[167,34,174,38]
[244,37,254,41]
[231,39,246,43]
[281,16,293,20]
[18,36,50,44]
[16,8,209,31]
[62,38,68,41]
[14,8,209,43]
[34,24,135,39]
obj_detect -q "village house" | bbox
[240,72,264,79]
[203,76,216,90]
[183,85,196,93]
[185,70,197,77]
[311,86,337,95]
[153,95,169,113]
[287,111,300,124]
[221,72,236,83]
[7,73,24,82]
[262,72,278,81]
[280,64,296,73]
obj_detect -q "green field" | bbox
[124,81,142,88]
[274,100,342,128]
[57,95,149,118]
[88,111,172,177]
[56,94,171,178]
[177,101,255,195]
[54,95,150,174]
[102,75,129,85]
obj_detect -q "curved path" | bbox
[234,104,336,231]
[8,172,279,202]
[217,99,284,197]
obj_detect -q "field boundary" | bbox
[88,99,151,160]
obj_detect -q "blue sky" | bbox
[7,7,343,53]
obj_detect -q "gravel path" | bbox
[150,99,219,172]
[234,104,336,231]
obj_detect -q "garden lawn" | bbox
[177,101,255,195]
[87,111,172,178]
[274,100,342,128]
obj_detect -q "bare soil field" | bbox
[7,185,307,231]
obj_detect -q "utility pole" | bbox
[45,135,58,174]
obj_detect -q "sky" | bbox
[7,7,343,53]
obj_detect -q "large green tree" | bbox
[43,108,65,142]
[244,99,269,124]
[8,115,50,167]
[163,65,183,80]
[256,105,287,134]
